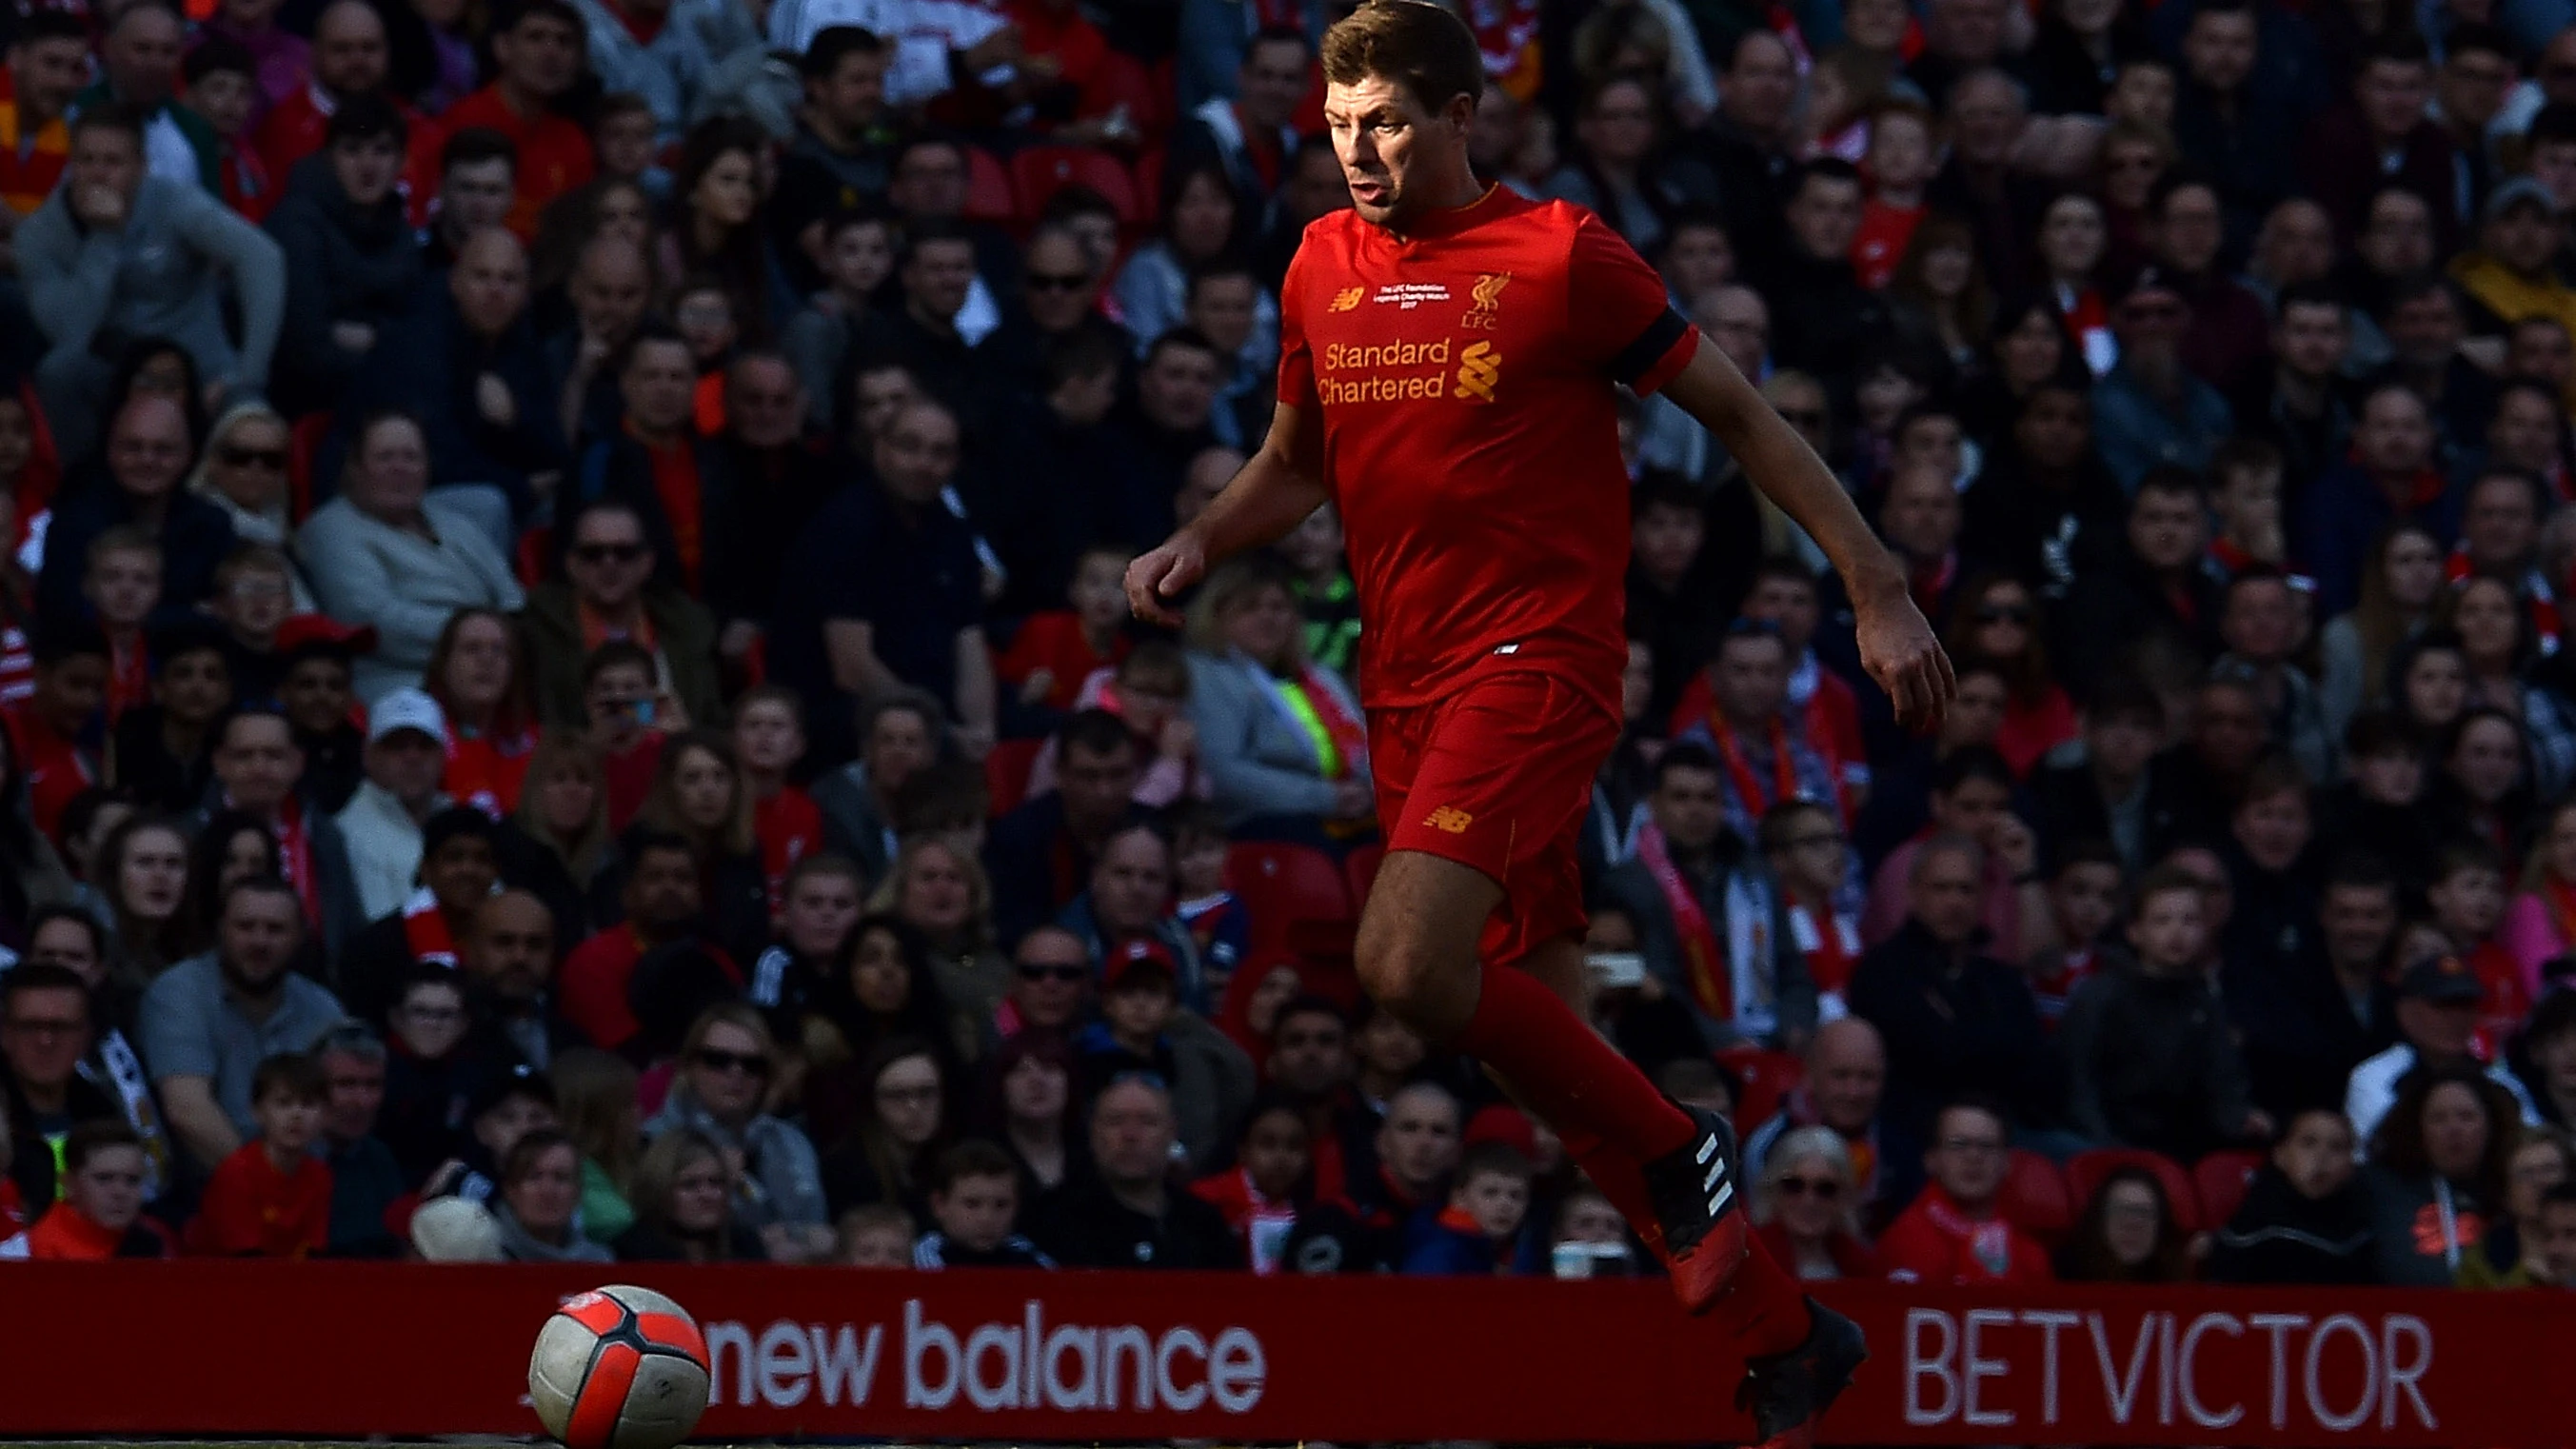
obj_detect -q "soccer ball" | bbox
[528,1284,711,1449]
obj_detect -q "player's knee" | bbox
[1355,916,1464,1029]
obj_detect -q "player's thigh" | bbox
[1356,846,1505,978]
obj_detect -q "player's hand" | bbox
[1126,536,1204,626]
[1854,580,1954,733]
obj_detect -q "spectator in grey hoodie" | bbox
[19,104,283,458]
[262,92,423,417]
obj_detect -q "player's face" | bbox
[1325,74,1472,230]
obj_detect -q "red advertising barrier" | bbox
[4,1262,2570,1445]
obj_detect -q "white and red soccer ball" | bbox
[528,1284,711,1449]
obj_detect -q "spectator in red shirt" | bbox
[10,623,108,844]
[25,1121,168,1260]
[183,39,275,222]
[734,686,824,908]
[188,1051,331,1258]
[559,828,709,1053]
[579,641,675,829]
[1877,1098,2055,1284]
[251,1,437,223]
[998,545,1135,714]
[1851,100,1934,290]
[443,0,597,240]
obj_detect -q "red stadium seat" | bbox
[1995,1149,2074,1246]
[1343,842,1385,910]
[982,738,1045,816]
[1226,841,1356,958]
[513,524,553,591]
[287,409,332,521]
[1012,144,1139,226]
[1714,1046,1803,1128]
[2193,1149,2266,1230]
[963,145,1017,223]
[2066,1148,2202,1235]
[1132,145,1166,224]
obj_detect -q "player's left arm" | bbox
[1658,339,1956,729]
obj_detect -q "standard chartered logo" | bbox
[1454,342,1500,403]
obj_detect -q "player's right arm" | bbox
[1125,384,1329,627]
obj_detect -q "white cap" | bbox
[409,1196,502,1261]
[368,686,449,746]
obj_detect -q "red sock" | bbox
[1455,964,1694,1163]
[1706,1233,1814,1359]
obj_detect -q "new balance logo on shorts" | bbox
[1422,806,1474,834]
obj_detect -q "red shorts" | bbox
[1368,669,1621,967]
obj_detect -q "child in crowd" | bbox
[673,274,739,434]
[998,546,1133,714]
[208,545,299,702]
[734,685,823,908]
[273,615,368,813]
[1033,640,1204,805]
[1192,1094,1315,1275]
[1278,505,1359,679]
[2206,439,2288,579]
[189,1052,332,1258]
[183,39,274,220]
[2427,839,2528,1051]
[914,1141,1053,1268]
[1170,801,1249,988]
[2205,1108,2374,1284]
[12,623,109,843]
[1076,938,1182,1098]
[591,91,662,189]
[82,526,161,724]
[2028,840,2123,1027]
[109,622,234,814]
[783,207,899,427]
[1760,799,1861,1016]
[1402,1141,1535,1276]
[583,641,674,831]
[1851,100,1934,289]
[839,1203,918,1267]
[25,1121,166,1260]
[2060,865,2272,1160]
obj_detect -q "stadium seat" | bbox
[1226,841,1356,958]
[513,524,553,590]
[2065,1147,2202,1235]
[2193,1149,2266,1230]
[1012,144,1139,226]
[287,409,332,520]
[983,738,1045,816]
[1343,842,1385,909]
[1714,1045,1804,1127]
[1091,50,1171,142]
[963,145,1017,223]
[1132,145,1166,222]
[1995,1149,2074,1245]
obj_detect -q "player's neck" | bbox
[1383,175,1493,238]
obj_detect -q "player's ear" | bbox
[1445,91,1476,136]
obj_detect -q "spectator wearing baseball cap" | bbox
[1076,935,1254,1174]
[2089,264,2234,490]
[333,687,454,923]
[2345,953,2543,1143]
[2450,177,2576,347]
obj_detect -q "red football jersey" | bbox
[1278,188,1698,714]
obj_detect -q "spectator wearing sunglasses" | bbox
[187,405,317,612]
[644,1002,835,1261]
[521,496,722,733]
[999,926,1095,1041]
[1752,1125,1880,1281]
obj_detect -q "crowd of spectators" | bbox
[2,0,2576,1297]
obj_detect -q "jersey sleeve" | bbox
[1564,208,1699,397]
[1276,235,1319,411]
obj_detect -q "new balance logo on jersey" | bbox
[1422,806,1474,834]
[1454,342,1500,402]
[1330,286,1365,312]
